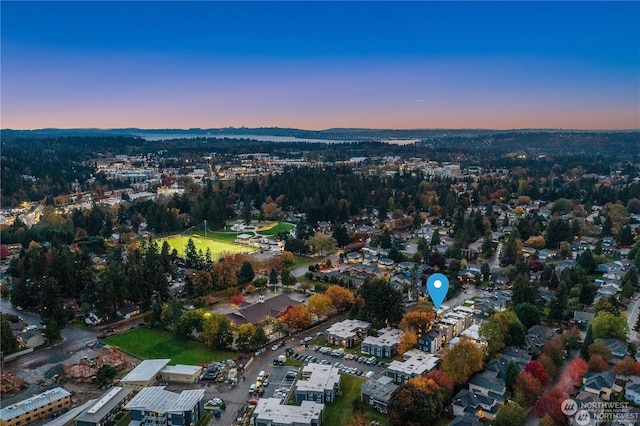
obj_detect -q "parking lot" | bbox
[261,366,298,400]
[292,344,388,379]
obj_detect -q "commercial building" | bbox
[361,328,403,358]
[324,319,371,348]
[124,386,205,426]
[0,387,71,426]
[252,398,324,426]
[75,387,133,426]
[119,359,170,390]
[159,365,203,383]
[294,364,341,404]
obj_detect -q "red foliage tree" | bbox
[525,360,550,386]
[426,370,454,393]
[534,394,565,423]
[230,294,246,306]
[556,357,588,393]
[514,371,543,407]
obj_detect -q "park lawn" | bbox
[361,405,390,426]
[192,230,239,243]
[156,234,253,259]
[257,221,295,236]
[103,327,236,365]
[324,375,366,426]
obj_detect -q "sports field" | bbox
[157,234,253,258]
[257,221,295,235]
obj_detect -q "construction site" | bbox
[63,347,132,383]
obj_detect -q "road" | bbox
[626,292,640,343]
[0,297,126,383]
[488,242,503,272]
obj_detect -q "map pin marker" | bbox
[427,273,449,310]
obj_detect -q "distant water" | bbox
[138,133,353,143]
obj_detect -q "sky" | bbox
[1,1,639,130]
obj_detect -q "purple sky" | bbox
[2,2,639,130]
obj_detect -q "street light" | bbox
[204,220,207,238]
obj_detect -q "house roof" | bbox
[1,387,71,421]
[583,371,616,391]
[469,371,506,396]
[226,294,302,326]
[450,414,484,426]
[596,338,628,358]
[451,389,500,414]
[360,376,398,404]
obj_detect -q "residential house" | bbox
[581,371,622,401]
[361,328,404,358]
[523,325,555,356]
[450,415,484,426]
[468,371,508,402]
[294,364,341,404]
[360,376,398,414]
[596,339,629,363]
[572,311,595,330]
[124,386,205,426]
[625,383,640,404]
[451,389,502,422]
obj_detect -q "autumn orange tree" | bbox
[307,294,333,318]
[280,304,312,331]
[441,340,483,384]
[399,307,435,335]
[397,331,417,355]
[325,285,354,312]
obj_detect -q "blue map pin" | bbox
[427,273,449,310]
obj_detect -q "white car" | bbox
[272,344,279,351]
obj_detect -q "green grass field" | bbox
[257,222,295,236]
[325,375,390,426]
[157,234,253,258]
[103,327,236,365]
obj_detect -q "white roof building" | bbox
[252,398,324,426]
[387,349,439,383]
[120,359,170,390]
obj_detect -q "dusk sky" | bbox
[2,1,639,130]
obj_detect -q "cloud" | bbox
[415,99,426,102]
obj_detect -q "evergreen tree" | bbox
[505,361,519,391]
[1,314,19,354]
[238,261,255,284]
[580,324,594,359]
[332,224,350,247]
[269,267,278,286]
[617,225,634,246]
